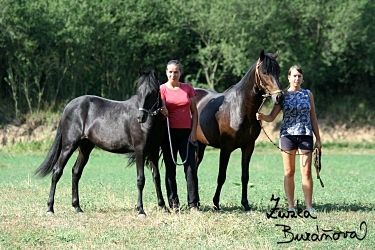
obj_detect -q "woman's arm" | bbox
[256,104,282,122]
[160,99,168,117]
[309,92,322,149]
[189,96,198,142]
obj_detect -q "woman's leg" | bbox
[281,150,297,209]
[178,129,199,208]
[300,149,313,210]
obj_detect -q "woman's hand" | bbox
[160,106,168,117]
[190,132,197,143]
[256,112,264,121]
[315,140,322,150]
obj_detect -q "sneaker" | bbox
[307,207,316,213]
[288,208,295,212]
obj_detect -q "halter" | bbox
[138,93,161,116]
[255,60,283,98]
[256,59,305,155]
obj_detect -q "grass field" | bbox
[0,146,374,249]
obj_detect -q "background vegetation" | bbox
[0,148,374,249]
[1,0,375,125]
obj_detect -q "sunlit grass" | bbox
[0,148,374,249]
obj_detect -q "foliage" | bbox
[1,0,375,124]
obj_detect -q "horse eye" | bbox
[262,71,268,75]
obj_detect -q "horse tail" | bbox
[34,120,63,178]
[125,152,151,170]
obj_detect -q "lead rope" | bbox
[314,147,324,187]
[257,96,306,156]
[258,96,324,187]
[166,117,189,165]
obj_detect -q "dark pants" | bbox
[161,128,199,208]
[279,135,314,151]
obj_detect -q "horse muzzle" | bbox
[137,109,149,123]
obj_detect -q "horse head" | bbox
[254,50,284,105]
[137,68,161,123]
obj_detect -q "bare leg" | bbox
[281,150,297,209]
[300,150,313,209]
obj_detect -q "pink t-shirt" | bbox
[160,82,197,129]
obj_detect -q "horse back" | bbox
[61,95,142,153]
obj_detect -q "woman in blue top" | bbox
[256,65,322,213]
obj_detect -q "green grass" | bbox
[0,147,374,249]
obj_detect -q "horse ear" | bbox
[259,49,265,61]
[154,68,158,79]
[138,68,143,76]
[273,51,279,59]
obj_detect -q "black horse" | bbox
[35,68,167,216]
[195,50,284,212]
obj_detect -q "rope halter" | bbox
[138,94,161,116]
[255,60,282,98]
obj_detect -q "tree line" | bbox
[1,0,374,125]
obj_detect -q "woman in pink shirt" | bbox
[159,60,200,212]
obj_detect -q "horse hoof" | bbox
[244,209,252,215]
[46,211,54,216]
[213,205,221,212]
[138,213,146,218]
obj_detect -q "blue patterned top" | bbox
[280,89,313,137]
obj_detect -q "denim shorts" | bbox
[279,135,313,151]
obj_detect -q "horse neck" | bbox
[226,66,263,120]
[234,66,262,111]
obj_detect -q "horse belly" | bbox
[93,128,132,152]
[197,110,222,147]
[196,90,225,147]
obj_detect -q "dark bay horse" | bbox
[195,50,284,212]
[35,68,166,216]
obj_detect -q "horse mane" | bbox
[125,67,161,169]
[224,53,280,94]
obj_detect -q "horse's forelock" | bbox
[137,68,159,94]
[262,54,280,76]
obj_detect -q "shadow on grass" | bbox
[313,203,374,213]
[200,202,374,214]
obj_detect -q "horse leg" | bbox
[135,151,146,216]
[71,140,94,213]
[241,144,255,212]
[213,149,231,211]
[148,151,169,213]
[47,145,77,214]
[196,143,207,168]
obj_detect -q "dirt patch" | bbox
[0,119,374,149]
[257,121,375,143]
[0,122,57,147]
